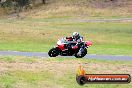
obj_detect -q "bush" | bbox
[0,0,13,8]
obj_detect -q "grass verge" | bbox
[0,17,132,55]
[0,56,132,88]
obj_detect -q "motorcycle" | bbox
[48,37,92,58]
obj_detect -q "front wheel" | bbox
[48,48,60,57]
[75,48,87,58]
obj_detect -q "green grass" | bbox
[0,17,132,55]
[0,56,17,63]
[12,71,53,83]
[0,43,51,52]
[89,44,132,55]
[0,73,17,88]
[0,56,132,88]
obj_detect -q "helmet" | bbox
[72,32,80,39]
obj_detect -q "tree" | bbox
[42,0,46,4]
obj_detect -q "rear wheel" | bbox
[48,48,59,57]
[75,48,87,58]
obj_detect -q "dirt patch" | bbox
[0,59,82,75]
[0,58,132,76]
[0,58,132,88]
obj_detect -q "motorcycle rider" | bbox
[66,32,84,55]
[66,32,83,43]
[72,32,83,44]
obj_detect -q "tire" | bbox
[75,48,87,58]
[48,48,59,57]
[76,76,86,85]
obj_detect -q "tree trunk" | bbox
[42,0,45,4]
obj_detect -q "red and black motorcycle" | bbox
[48,37,92,58]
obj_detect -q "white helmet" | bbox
[72,32,80,39]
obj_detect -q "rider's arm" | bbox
[77,37,83,43]
[80,36,83,42]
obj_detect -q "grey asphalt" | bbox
[0,51,132,61]
[79,18,132,22]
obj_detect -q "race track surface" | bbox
[79,18,132,22]
[0,51,132,61]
